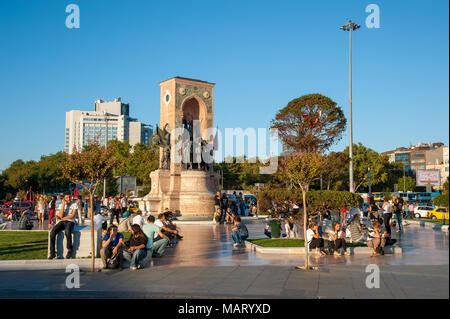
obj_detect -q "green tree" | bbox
[279,152,325,269]
[271,94,346,153]
[321,152,349,190]
[60,143,119,272]
[343,143,390,192]
[396,176,416,192]
[434,179,449,207]
[95,176,119,197]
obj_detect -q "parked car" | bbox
[428,207,449,220]
[413,205,434,218]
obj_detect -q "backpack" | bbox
[325,240,334,255]
[107,252,120,269]
[376,246,384,255]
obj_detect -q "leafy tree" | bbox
[321,152,349,190]
[37,152,71,193]
[60,143,119,272]
[271,94,346,153]
[128,142,159,186]
[434,179,449,207]
[215,156,275,190]
[279,152,325,269]
[95,176,119,197]
[396,176,415,192]
[343,143,390,192]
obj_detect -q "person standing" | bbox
[48,196,56,227]
[284,218,299,238]
[120,194,128,217]
[408,202,415,219]
[48,192,78,259]
[215,192,221,216]
[37,196,46,227]
[382,197,392,235]
[109,196,119,225]
[393,196,404,232]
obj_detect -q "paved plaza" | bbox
[0,220,448,298]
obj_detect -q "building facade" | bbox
[426,146,449,188]
[383,142,448,189]
[65,98,153,154]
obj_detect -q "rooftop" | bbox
[159,76,215,85]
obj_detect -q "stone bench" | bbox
[47,225,102,259]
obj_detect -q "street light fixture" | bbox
[341,19,360,193]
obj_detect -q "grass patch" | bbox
[0,231,49,260]
[247,238,365,248]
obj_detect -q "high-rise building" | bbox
[65,97,153,154]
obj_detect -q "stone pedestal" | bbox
[144,169,216,220]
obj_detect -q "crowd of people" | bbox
[213,191,257,224]
[257,195,407,257]
[43,190,183,268]
[99,208,183,270]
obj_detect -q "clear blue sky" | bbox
[0,0,448,171]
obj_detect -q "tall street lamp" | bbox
[340,19,360,193]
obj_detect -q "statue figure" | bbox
[154,124,171,169]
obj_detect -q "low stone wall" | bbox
[47,225,102,259]
[403,220,448,232]
[244,241,402,255]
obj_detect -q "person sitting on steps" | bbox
[122,224,148,270]
[328,221,350,256]
[143,215,170,258]
[306,221,326,256]
[100,225,124,270]
[367,220,386,256]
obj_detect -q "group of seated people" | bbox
[264,216,300,239]
[307,213,396,257]
[100,209,183,270]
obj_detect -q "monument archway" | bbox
[144,77,220,220]
[181,95,208,135]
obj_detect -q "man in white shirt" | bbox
[94,209,109,230]
[120,195,128,216]
[48,192,78,259]
[132,211,145,229]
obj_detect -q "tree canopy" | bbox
[271,94,346,153]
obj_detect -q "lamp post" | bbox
[341,20,360,193]
[103,115,109,199]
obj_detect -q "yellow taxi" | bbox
[428,207,449,220]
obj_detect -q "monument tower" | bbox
[145,77,219,220]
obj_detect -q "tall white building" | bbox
[65,97,153,154]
